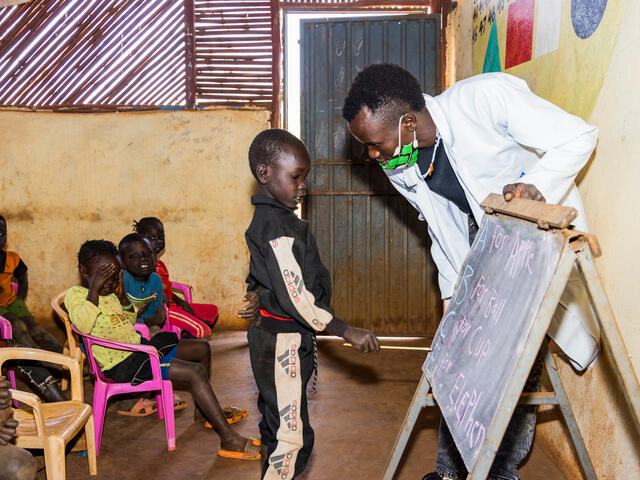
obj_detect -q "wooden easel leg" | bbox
[575,247,640,429]
[541,343,597,480]
[382,373,433,480]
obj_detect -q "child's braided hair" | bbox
[132,217,162,235]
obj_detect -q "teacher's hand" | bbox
[502,183,545,202]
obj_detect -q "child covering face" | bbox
[66,240,261,459]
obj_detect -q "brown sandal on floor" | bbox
[222,405,248,424]
[116,397,157,417]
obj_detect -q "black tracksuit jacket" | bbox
[245,195,347,336]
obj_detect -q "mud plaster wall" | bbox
[448,1,640,478]
[0,109,270,331]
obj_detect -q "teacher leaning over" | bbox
[343,64,600,480]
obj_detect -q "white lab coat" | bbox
[384,73,600,370]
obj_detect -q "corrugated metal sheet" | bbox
[0,0,187,108]
[194,0,273,107]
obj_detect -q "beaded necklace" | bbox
[421,130,441,179]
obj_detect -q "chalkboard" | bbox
[423,213,566,471]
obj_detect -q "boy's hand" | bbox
[88,263,116,294]
[343,326,380,353]
[238,291,259,321]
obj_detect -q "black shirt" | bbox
[416,142,472,216]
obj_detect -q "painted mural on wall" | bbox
[472,0,626,120]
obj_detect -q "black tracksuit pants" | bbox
[248,322,315,480]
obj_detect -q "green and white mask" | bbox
[380,114,418,170]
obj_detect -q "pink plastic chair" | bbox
[170,281,219,328]
[71,323,175,454]
[0,315,18,407]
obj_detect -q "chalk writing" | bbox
[424,214,564,471]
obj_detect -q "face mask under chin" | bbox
[380,115,418,170]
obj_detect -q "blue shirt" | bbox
[122,270,164,321]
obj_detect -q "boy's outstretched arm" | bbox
[343,326,380,353]
[265,236,380,352]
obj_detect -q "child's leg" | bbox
[167,308,211,338]
[2,314,38,349]
[16,315,63,354]
[248,325,315,479]
[169,344,257,454]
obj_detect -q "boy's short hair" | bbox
[248,129,307,179]
[0,214,5,224]
[342,63,426,126]
[132,217,162,234]
[118,233,147,255]
[77,240,118,266]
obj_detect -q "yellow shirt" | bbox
[64,286,140,372]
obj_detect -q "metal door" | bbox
[300,15,442,336]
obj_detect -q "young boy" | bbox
[245,129,380,479]
[66,239,260,459]
[0,215,66,402]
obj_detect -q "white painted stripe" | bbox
[269,236,333,331]
[535,0,562,58]
[264,333,304,480]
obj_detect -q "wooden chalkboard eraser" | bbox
[481,193,577,229]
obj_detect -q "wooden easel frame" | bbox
[382,195,640,480]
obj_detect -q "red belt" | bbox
[260,309,294,321]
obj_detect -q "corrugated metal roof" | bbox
[0,0,435,111]
[0,0,187,109]
[195,0,273,107]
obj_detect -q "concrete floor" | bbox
[55,331,565,480]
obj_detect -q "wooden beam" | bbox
[185,0,197,109]
[270,0,281,127]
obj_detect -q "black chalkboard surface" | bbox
[423,213,565,471]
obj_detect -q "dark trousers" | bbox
[248,323,315,480]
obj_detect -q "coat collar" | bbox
[423,93,454,147]
[251,194,295,212]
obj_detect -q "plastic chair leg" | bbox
[44,436,66,480]
[161,383,176,451]
[91,383,109,456]
[84,414,98,475]
[156,393,164,420]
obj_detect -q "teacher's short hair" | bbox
[342,63,425,126]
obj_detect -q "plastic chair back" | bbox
[70,322,175,454]
[0,316,18,406]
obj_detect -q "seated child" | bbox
[245,129,381,478]
[0,375,37,480]
[0,215,66,402]
[65,240,261,459]
[119,233,166,336]
[130,218,214,338]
